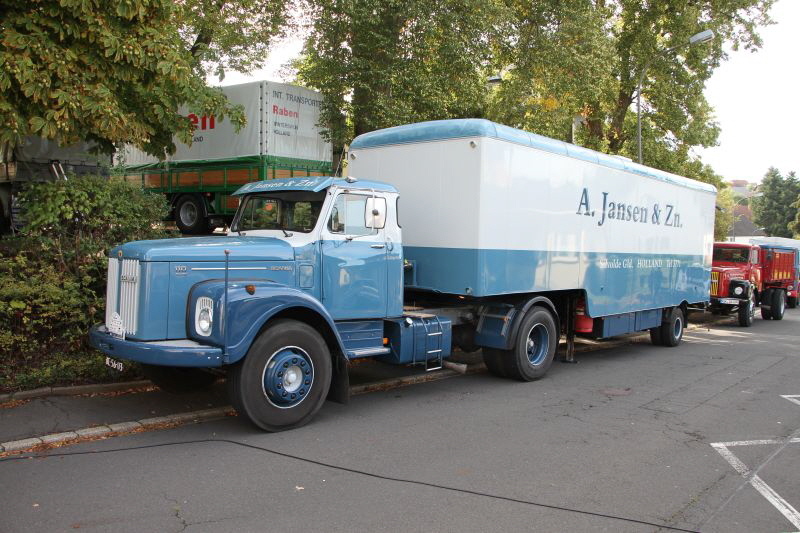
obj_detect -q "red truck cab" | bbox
[710,243,760,326]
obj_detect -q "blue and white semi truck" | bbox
[90,119,717,431]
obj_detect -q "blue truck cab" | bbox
[91,176,453,431]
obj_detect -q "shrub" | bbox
[0,176,174,392]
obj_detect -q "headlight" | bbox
[195,297,213,336]
[733,286,744,296]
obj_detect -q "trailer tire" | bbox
[659,308,684,347]
[649,327,663,346]
[481,348,507,378]
[141,365,217,393]
[760,289,773,320]
[771,290,786,321]
[737,291,755,327]
[175,194,207,235]
[230,319,331,432]
[502,306,557,381]
[788,296,798,309]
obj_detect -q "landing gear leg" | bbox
[561,296,578,364]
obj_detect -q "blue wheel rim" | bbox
[673,315,682,338]
[261,346,314,408]
[526,324,549,365]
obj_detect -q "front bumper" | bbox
[89,324,223,367]
[710,297,744,306]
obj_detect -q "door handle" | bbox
[370,244,385,249]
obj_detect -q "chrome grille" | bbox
[105,258,140,335]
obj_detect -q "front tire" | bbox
[502,307,558,381]
[771,290,786,320]
[737,291,755,327]
[659,307,684,347]
[230,319,332,432]
[788,296,798,309]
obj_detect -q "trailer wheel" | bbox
[771,290,786,321]
[737,291,755,327]
[481,348,507,378]
[760,289,773,320]
[502,306,557,381]
[649,327,663,346]
[141,365,217,393]
[175,194,207,234]
[229,319,331,432]
[659,308,684,347]
[788,296,798,309]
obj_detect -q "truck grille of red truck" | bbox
[710,271,719,296]
[104,258,141,336]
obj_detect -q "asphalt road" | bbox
[1,313,799,533]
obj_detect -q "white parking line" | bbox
[709,394,800,531]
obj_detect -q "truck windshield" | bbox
[713,247,749,263]
[234,191,326,233]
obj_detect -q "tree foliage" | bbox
[1,176,171,391]
[752,167,800,238]
[0,0,295,158]
[489,0,773,161]
[296,0,501,146]
[179,0,291,79]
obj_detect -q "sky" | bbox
[218,1,799,185]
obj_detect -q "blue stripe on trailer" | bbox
[404,246,709,317]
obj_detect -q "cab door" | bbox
[321,191,388,319]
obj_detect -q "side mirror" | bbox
[365,197,387,229]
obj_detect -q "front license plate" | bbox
[105,357,124,372]
[719,298,740,305]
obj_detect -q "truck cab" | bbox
[710,243,760,326]
[90,176,438,431]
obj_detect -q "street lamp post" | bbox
[636,29,714,165]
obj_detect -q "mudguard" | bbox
[187,279,346,364]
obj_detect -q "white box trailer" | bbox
[348,119,717,319]
[120,80,331,165]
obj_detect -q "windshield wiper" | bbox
[281,228,293,237]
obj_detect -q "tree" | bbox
[180,0,291,79]
[488,0,773,161]
[752,167,800,237]
[0,0,293,158]
[295,0,501,147]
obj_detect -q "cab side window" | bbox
[328,194,370,235]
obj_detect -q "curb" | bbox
[0,380,152,404]
[0,407,232,454]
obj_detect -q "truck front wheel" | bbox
[771,290,786,321]
[737,292,756,327]
[788,296,798,309]
[229,319,332,432]
[502,307,557,381]
[659,307,684,347]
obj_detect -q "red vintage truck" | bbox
[710,242,797,325]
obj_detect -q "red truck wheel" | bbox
[787,296,797,309]
[737,292,755,327]
[771,290,786,320]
